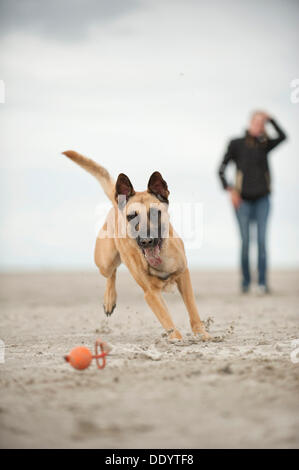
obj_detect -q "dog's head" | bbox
[115,172,170,267]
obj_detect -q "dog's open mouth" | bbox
[142,239,163,267]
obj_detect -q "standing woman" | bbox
[218,111,287,293]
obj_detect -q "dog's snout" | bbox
[138,237,154,248]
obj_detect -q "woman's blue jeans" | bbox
[235,195,270,288]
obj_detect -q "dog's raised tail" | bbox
[62,150,115,203]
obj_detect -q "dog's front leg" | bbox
[176,269,211,340]
[144,289,182,340]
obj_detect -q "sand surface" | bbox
[0,269,298,449]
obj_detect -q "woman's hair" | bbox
[250,109,265,120]
[246,110,268,147]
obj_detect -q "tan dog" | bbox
[62,150,210,341]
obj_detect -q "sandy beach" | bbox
[0,269,298,449]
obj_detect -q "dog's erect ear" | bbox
[147,171,169,203]
[115,173,135,206]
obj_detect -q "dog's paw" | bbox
[103,303,116,317]
[168,328,183,341]
[200,331,212,341]
[192,323,212,341]
[103,288,117,317]
[194,331,212,341]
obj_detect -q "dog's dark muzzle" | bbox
[137,236,160,249]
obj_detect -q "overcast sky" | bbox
[0,0,298,270]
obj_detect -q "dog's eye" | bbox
[127,211,138,222]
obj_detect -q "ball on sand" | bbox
[65,346,93,370]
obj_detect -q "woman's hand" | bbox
[227,187,242,209]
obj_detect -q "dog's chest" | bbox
[145,253,184,282]
[148,266,171,280]
[148,257,183,280]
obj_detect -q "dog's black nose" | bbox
[138,237,155,248]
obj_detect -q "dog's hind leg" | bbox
[176,268,211,340]
[95,221,121,316]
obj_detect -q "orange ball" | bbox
[65,346,93,370]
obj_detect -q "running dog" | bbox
[62,150,210,341]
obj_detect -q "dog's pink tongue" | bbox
[144,245,162,267]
